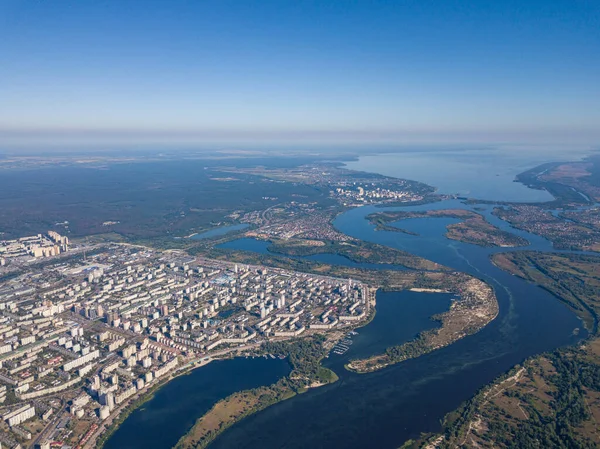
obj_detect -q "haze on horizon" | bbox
[1,0,599,149]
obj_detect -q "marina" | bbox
[331,331,359,355]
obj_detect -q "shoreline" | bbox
[367,208,529,248]
[346,278,499,374]
[90,318,373,448]
[88,344,260,448]
[173,368,338,449]
[88,360,209,448]
[1,151,595,449]
[172,336,342,449]
[421,250,600,448]
[91,199,501,447]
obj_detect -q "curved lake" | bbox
[208,199,587,449]
[104,357,289,449]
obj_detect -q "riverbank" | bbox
[420,251,600,448]
[94,278,377,449]
[91,340,269,448]
[90,354,223,448]
[491,251,599,331]
[96,312,372,449]
[97,350,293,449]
[173,336,338,449]
[92,374,172,448]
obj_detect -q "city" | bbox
[0,242,371,449]
[1,1,599,448]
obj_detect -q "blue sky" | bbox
[1,0,599,147]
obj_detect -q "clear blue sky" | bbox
[1,0,599,147]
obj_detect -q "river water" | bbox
[106,196,589,448]
[104,357,289,449]
[207,199,586,449]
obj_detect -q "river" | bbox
[106,188,590,448]
[207,199,586,449]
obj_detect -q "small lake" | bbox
[189,223,249,240]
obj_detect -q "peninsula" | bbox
[422,251,600,448]
[174,336,337,449]
[345,276,497,373]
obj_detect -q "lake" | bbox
[103,357,289,449]
[189,223,249,239]
[344,147,593,202]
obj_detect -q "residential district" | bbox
[0,232,69,263]
[0,241,371,449]
[333,184,422,204]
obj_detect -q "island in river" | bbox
[368,209,529,248]
[249,237,448,271]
